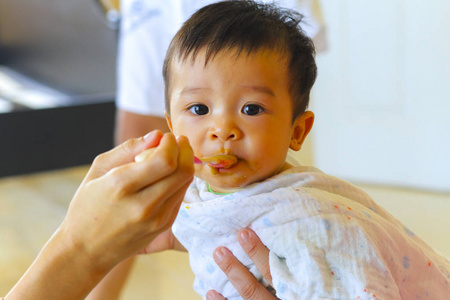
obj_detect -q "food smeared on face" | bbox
[194,148,238,174]
[168,49,300,192]
[202,155,237,174]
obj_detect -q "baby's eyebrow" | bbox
[179,85,275,97]
[241,85,275,97]
[180,87,211,95]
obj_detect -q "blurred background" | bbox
[0,0,449,299]
[0,0,119,177]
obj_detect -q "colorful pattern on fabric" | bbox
[172,166,450,299]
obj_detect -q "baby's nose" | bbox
[208,121,242,142]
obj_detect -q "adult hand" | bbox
[59,130,194,270]
[6,131,194,300]
[206,228,277,300]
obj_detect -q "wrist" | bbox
[50,226,112,279]
[40,228,110,299]
[6,228,111,300]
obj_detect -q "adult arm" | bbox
[5,131,194,300]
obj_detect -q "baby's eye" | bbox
[188,104,209,115]
[242,104,264,116]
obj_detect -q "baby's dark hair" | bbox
[163,0,317,122]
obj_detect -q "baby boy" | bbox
[162,1,450,299]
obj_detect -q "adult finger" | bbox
[86,130,163,181]
[140,179,192,235]
[212,247,277,300]
[101,133,181,194]
[131,136,194,252]
[238,228,272,286]
[137,135,194,216]
[205,290,226,300]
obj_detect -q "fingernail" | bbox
[206,292,214,300]
[144,131,156,141]
[214,248,225,263]
[239,229,250,244]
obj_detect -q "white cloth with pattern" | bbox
[172,166,450,299]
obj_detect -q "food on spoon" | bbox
[195,155,238,174]
[197,155,237,169]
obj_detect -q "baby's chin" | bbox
[196,162,291,193]
[196,171,251,193]
[199,170,278,194]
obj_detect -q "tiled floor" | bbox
[1,165,449,299]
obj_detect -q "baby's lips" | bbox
[208,162,229,168]
[195,155,238,169]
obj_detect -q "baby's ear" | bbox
[289,111,314,151]
[165,113,174,132]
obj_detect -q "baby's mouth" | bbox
[194,154,238,174]
[200,155,237,168]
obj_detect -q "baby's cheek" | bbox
[246,159,262,172]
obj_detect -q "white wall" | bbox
[305,0,450,192]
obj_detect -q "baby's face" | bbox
[166,49,298,193]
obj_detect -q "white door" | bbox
[312,0,450,192]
